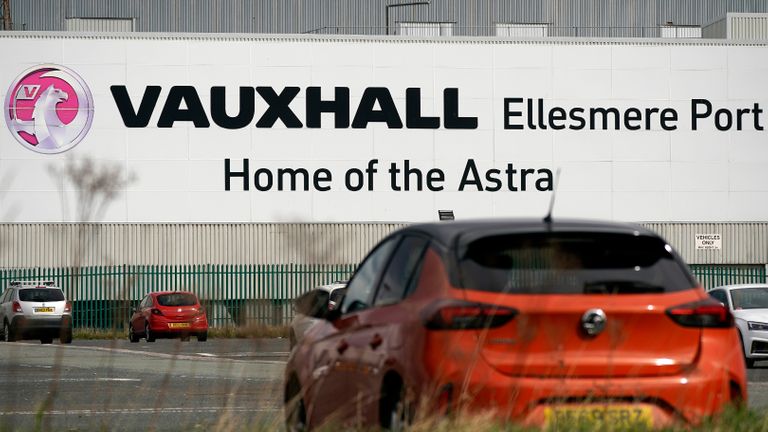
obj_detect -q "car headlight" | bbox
[748,321,768,331]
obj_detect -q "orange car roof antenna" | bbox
[542,167,561,228]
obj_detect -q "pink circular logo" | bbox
[4,64,94,154]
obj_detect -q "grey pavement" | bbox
[1,339,767,431]
[0,339,288,431]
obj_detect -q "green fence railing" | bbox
[2,263,765,329]
[0,264,355,329]
[690,265,766,290]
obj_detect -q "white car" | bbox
[289,281,347,349]
[709,284,768,368]
[0,280,73,344]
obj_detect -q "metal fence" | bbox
[690,265,766,290]
[0,264,764,329]
[0,264,355,329]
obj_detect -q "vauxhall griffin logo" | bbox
[581,308,607,337]
[4,64,94,154]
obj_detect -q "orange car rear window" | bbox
[460,232,695,294]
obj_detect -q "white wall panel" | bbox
[552,45,612,69]
[552,131,613,162]
[670,133,726,162]
[613,191,671,221]
[670,45,727,70]
[611,132,669,162]
[611,46,671,70]
[612,162,670,192]
[557,162,611,191]
[552,69,612,99]
[611,69,670,100]
[434,130,494,161]
[125,128,188,160]
[493,131,553,161]
[493,68,553,98]
[0,34,767,224]
[730,163,768,191]
[728,193,768,220]
[555,191,613,219]
[670,192,729,222]
[373,129,435,161]
[728,69,768,99]
[670,70,728,100]
[374,45,435,68]
[670,162,728,192]
[492,44,552,69]
[729,132,768,163]
[434,43,493,69]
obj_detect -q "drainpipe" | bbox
[385,1,430,35]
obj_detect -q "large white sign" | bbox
[1,34,767,223]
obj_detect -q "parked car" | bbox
[0,281,73,344]
[285,219,746,430]
[709,284,768,368]
[129,291,208,342]
[290,281,347,349]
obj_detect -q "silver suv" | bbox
[0,281,73,344]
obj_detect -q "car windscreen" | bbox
[156,293,198,306]
[19,288,65,302]
[459,232,694,294]
[730,288,768,310]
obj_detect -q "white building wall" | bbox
[1,34,768,227]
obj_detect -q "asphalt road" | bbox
[0,339,289,431]
[2,338,768,431]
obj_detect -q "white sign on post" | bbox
[695,234,722,250]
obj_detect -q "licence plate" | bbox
[544,405,653,429]
[34,307,54,313]
[168,323,190,329]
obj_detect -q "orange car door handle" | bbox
[369,334,383,349]
[337,340,349,354]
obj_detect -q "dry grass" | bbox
[405,408,768,432]
[180,406,768,432]
[3,409,767,432]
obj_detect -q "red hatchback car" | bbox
[285,219,746,430]
[129,291,208,342]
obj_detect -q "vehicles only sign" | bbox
[695,234,722,250]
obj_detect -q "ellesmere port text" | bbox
[504,98,765,131]
[224,159,553,192]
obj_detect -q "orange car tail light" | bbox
[151,308,164,316]
[64,302,72,313]
[12,301,22,313]
[424,301,518,330]
[666,298,733,328]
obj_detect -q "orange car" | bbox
[285,219,746,430]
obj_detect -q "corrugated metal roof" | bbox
[0,222,765,267]
[6,0,768,36]
[0,223,407,267]
[2,30,767,46]
[643,223,768,265]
